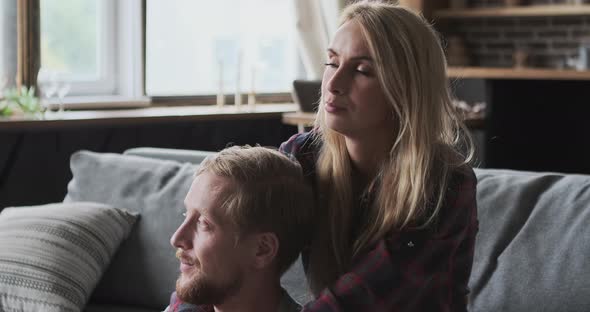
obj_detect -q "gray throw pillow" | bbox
[470,169,590,312]
[65,151,198,309]
[0,202,138,312]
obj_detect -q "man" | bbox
[164,146,314,312]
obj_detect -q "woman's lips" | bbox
[325,102,346,113]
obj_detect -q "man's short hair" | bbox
[196,145,314,274]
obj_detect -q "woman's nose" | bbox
[325,67,348,96]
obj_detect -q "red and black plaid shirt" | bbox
[279,131,479,312]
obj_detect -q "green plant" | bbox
[0,86,41,117]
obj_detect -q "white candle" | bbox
[248,66,256,110]
[217,60,225,107]
[235,51,242,109]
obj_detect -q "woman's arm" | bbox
[302,170,478,312]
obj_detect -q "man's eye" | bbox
[196,217,209,229]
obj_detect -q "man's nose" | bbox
[170,222,191,250]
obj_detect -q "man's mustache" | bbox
[176,249,197,266]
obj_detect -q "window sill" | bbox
[45,96,152,110]
[0,103,299,131]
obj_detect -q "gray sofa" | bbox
[21,147,590,311]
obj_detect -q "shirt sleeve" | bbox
[279,132,308,161]
[301,169,479,312]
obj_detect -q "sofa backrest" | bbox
[470,169,590,312]
[123,147,216,164]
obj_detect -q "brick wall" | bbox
[443,0,590,68]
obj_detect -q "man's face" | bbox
[170,172,250,305]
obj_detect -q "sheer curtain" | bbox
[293,0,346,79]
[1,1,17,89]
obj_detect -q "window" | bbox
[39,0,143,101]
[146,0,301,97]
[40,0,116,95]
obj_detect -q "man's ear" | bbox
[252,232,279,270]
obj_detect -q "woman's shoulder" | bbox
[279,131,321,168]
[449,163,477,190]
[279,131,319,156]
[432,163,478,238]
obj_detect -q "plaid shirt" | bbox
[279,131,479,312]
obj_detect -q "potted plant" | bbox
[0,86,42,118]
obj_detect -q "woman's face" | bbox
[322,20,392,139]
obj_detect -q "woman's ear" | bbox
[252,232,279,270]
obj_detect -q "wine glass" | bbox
[0,76,7,96]
[37,68,58,117]
[56,81,71,116]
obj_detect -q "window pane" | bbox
[40,0,100,80]
[146,0,300,96]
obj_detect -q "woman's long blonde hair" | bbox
[308,1,474,294]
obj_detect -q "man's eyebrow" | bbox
[327,49,373,62]
[327,48,338,55]
[183,202,221,225]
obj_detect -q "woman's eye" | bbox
[356,67,371,76]
[324,62,338,68]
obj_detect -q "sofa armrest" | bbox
[123,147,216,164]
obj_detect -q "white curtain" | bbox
[293,0,346,80]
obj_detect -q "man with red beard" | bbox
[164,146,314,312]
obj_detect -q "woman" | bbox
[280,2,478,311]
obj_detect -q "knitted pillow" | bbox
[0,202,138,312]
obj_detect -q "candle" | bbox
[235,51,242,109]
[248,66,256,111]
[217,60,225,107]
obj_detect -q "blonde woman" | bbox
[280,2,478,311]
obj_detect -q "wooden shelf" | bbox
[282,111,485,130]
[447,67,590,80]
[435,4,590,18]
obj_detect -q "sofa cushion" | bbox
[470,169,590,312]
[0,202,137,312]
[65,151,198,309]
[123,147,216,164]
